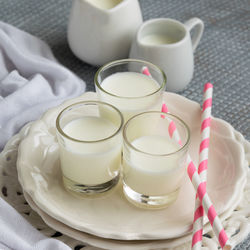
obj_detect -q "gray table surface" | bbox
[0,0,249,249]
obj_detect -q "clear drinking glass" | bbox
[122,111,190,208]
[95,59,166,122]
[56,101,124,195]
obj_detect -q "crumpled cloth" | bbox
[0,21,86,151]
[0,21,86,249]
[0,197,71,250]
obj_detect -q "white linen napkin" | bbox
[0,21,86,151]
[0,197,71,250]
[0,22,86,249]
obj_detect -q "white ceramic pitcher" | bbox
[129,18,204,92]
[68,0,143,66]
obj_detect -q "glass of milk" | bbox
[95,59,166,122]
[56,101,124,195]
[122,111,190,209]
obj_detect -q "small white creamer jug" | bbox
[129,18,204,92]
[68,0,143,66]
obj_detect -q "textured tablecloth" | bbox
[0,0,249,249]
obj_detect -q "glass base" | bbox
[63,174,120,195]
[123,182,180,209]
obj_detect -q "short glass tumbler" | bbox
[95,59,166,122]
[56,101,124,194]
[122,111,190,208]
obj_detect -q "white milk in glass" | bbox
[123,135,185,196]
[99,72,162,121]
[60,116,121,186]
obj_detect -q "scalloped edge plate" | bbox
[17,92,247,240]
[23,186,245,250]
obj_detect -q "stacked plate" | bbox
[16,92,248,249]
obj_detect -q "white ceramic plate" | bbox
[17,92,247,240]
[23,188,244,250]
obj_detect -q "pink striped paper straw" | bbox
[142,66,230,249]
[141,66,152,76]
[161,102,231,250]
[192,83,213,249]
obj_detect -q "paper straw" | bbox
[141,66,152,76]
[161,102,231,250]
[192,83,213,249]
[142,66,231,249]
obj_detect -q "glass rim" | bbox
[123,111,190,157]
[56,101,124,143]
[94,58,167,99]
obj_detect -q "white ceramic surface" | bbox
[17,92,247,241]
[129,18,204,92]
[23,190,244,250]
[67,0,143,66]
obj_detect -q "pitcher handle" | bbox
[184,17,204,52]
